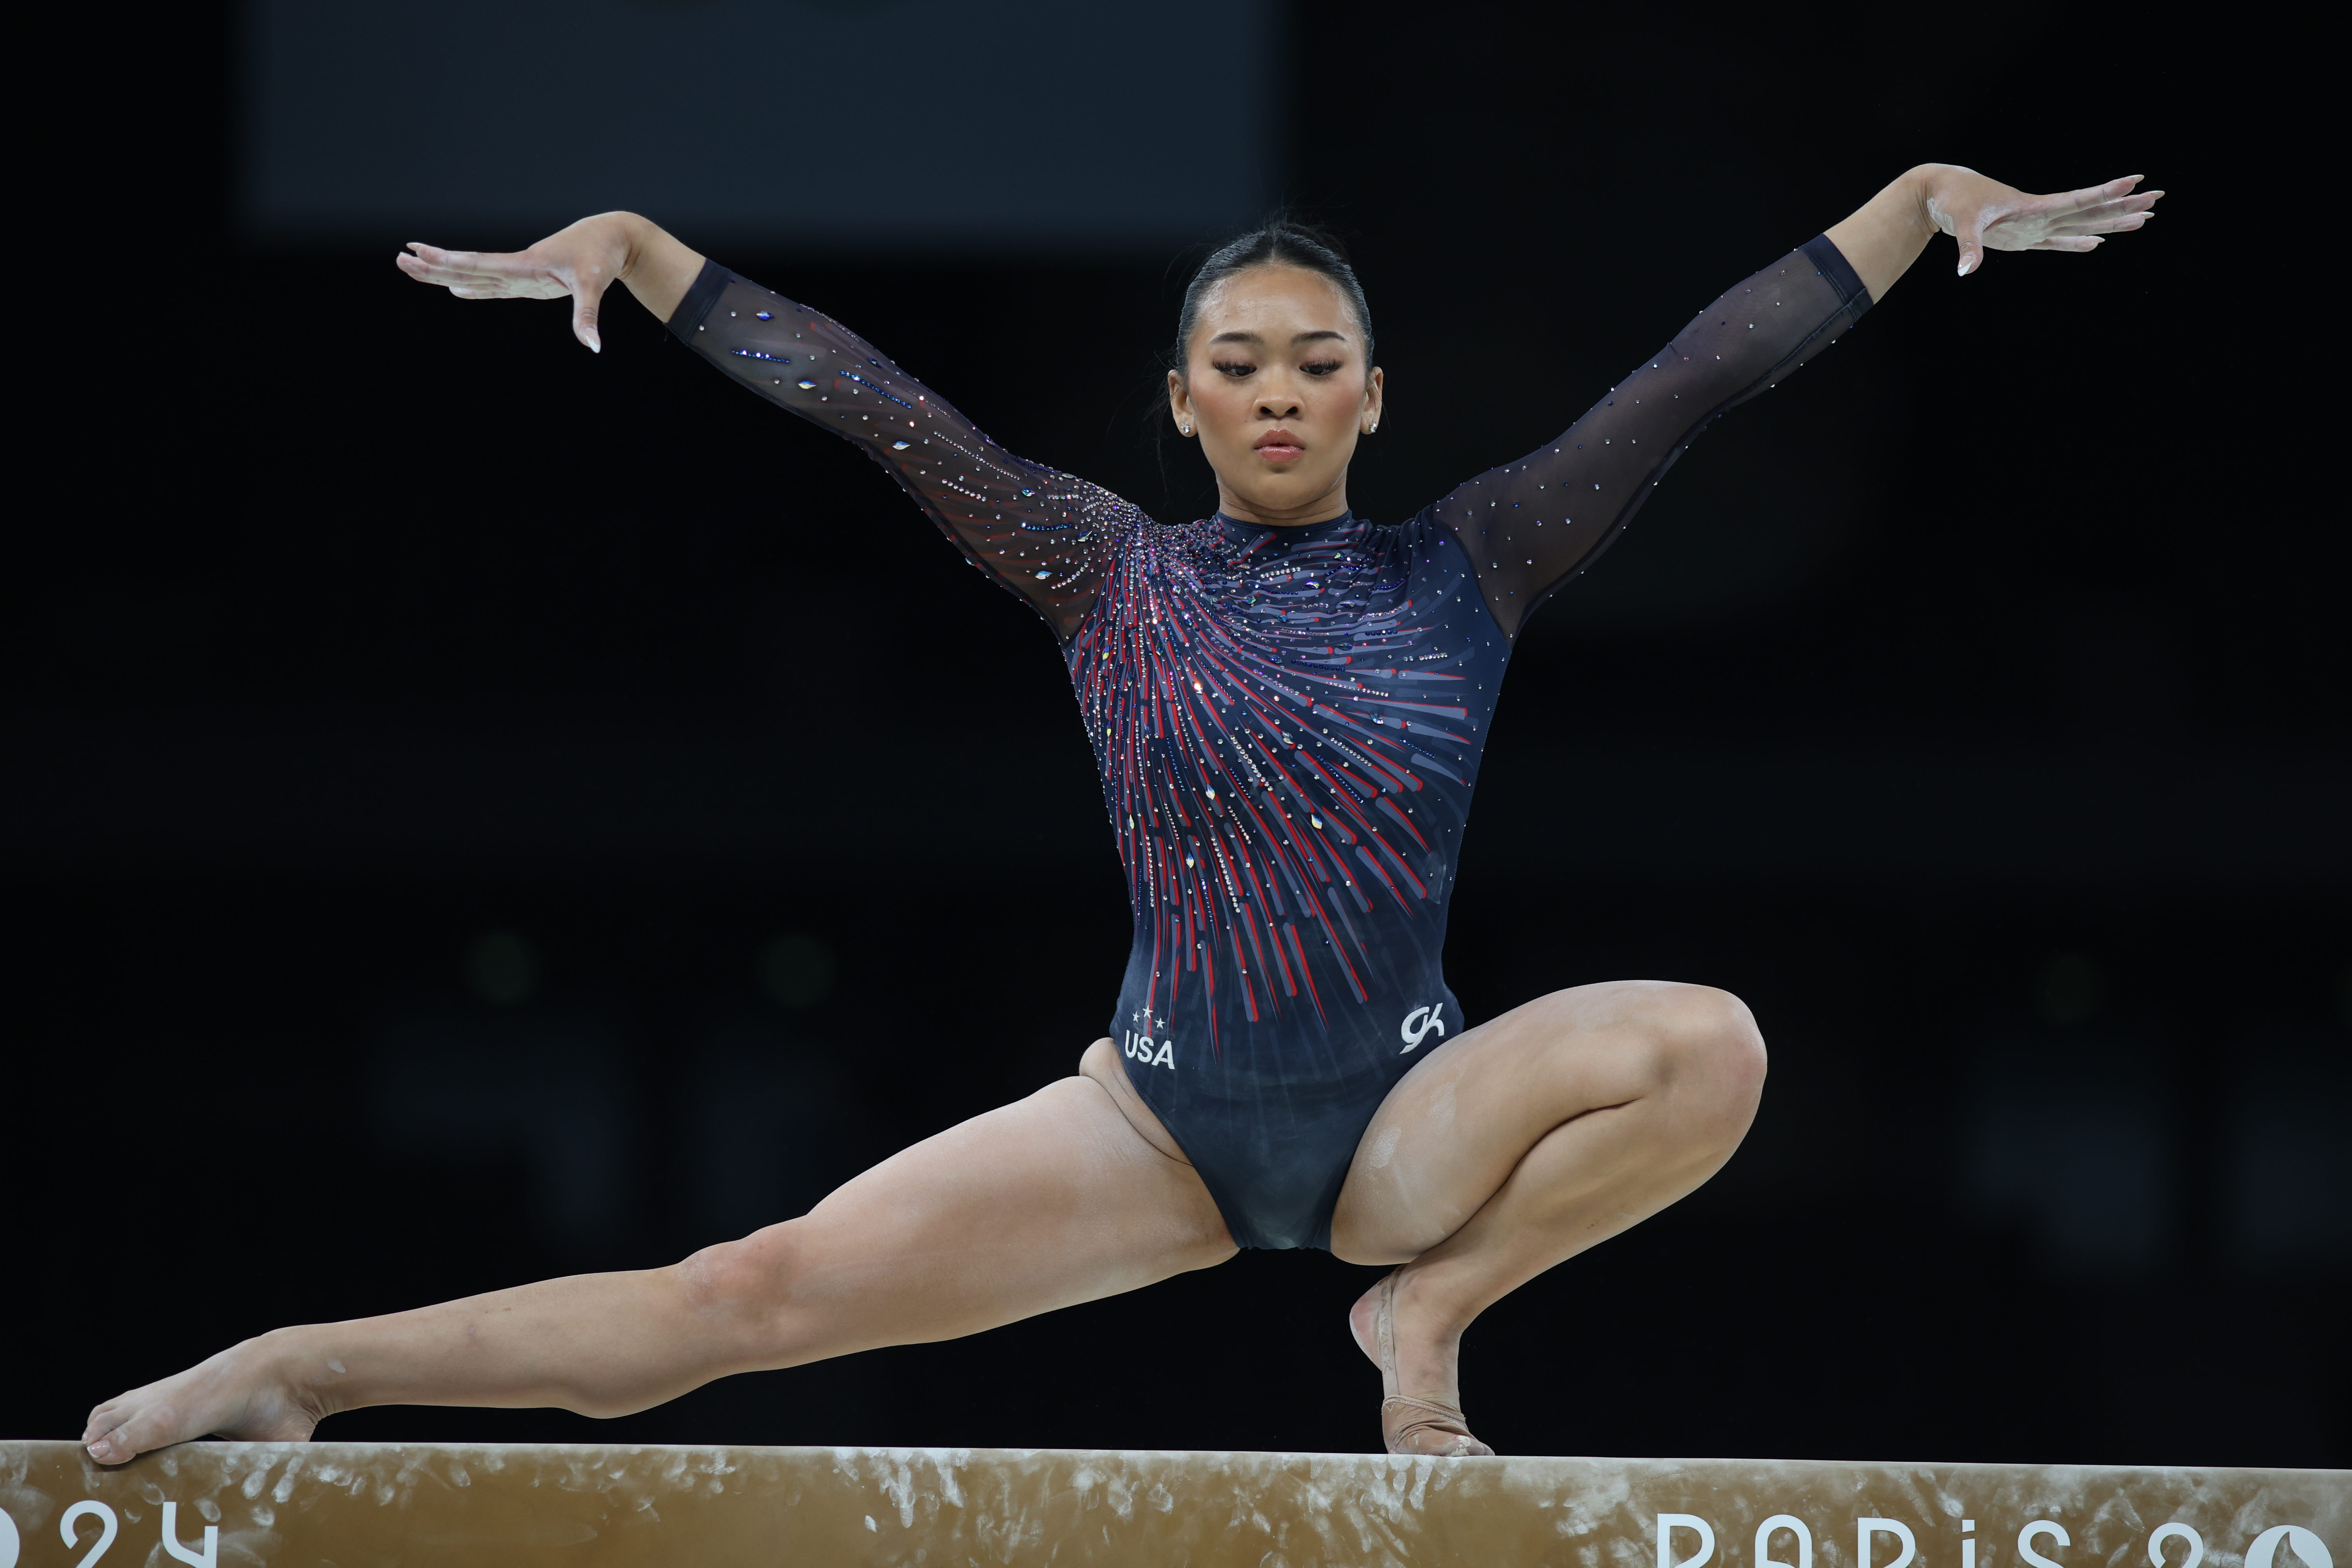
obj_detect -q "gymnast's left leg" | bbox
[1329,980,1768,1454]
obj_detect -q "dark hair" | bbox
[1168,218,1376,382]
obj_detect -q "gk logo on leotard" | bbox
[1123,1030,1175,1070]
[1400,1004,1446,1053]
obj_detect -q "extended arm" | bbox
[1439,167,2160,635]
[399,214,1137,641]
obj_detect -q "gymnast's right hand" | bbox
[397,212,704,354]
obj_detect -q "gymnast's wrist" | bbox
[1903,165,1957,236]
[611,213,703,322]
[609,212,654,281]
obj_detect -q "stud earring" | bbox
[1179,423,1192,437]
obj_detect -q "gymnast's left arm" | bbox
[1438,166,2161,637]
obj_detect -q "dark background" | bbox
[6,2,2345,1468]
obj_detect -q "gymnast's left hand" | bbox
[1925,167,2163,278]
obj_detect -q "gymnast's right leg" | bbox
[82,1041,1234,1462]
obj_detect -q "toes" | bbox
[1385,1414,1494,1457]
[93,1398,192,1463]
[83,1399,132,1460]
[85,1416,139,1463]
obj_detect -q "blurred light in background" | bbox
[1962,1031,2172,1278]
[2224,1038,2352,1270]
[244,0,1276,250]
[2034,950,2105,1025]
[758,932,837,1008]
[369,1003,639,1254]
[465,928,539,1004]
[679,1011,860,1245]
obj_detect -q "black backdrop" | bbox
[6,3,2345,1467]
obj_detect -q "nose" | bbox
[1255,390,1302,421]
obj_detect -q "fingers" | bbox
[1967,175,2165,270]
[2046,191,2164,228]
[2046,211,2154,237]
[2034,178,2165,223]
[395,242,569,301]
[396,257,507,298]
[2068,174,2145,207]
[398,241,501,284]
[571,272,609,354]
[398,247,507,292]
[2059,195,2161,229]
[1956,213,1990,278]
[395,239,609,350]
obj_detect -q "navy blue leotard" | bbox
[669,236,1870,1249]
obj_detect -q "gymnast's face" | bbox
[1169,263,1383,527]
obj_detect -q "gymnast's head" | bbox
[1166,219,1385,526]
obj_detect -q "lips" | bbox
[1254,429,1305,462]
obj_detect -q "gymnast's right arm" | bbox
[399,212,1133,643]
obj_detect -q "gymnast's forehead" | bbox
[1189,265,1366,352]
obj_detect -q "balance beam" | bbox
[0,1441,2340,1568]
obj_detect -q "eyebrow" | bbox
[1207,329,1350,346]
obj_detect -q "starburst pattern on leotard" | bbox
[1071,516,1476,1053]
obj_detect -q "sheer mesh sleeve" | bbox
[666,260,1137,644]
[1435,234,1873,637]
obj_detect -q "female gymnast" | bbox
[85,164,2156,1461]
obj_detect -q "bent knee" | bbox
[1646,984,1767,1138]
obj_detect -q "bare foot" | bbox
[1347,1269,1493,1456]
[83,1334,324,1463]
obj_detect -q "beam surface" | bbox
[0,1441,2341,1568]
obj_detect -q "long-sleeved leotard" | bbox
[669,236,1870,1249]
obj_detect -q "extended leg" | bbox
[1327,980,1767,1452]
[83,1042,1232,1461]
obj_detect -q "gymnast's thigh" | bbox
[754,1047,1236,1352]
[1325,980,1699,1265]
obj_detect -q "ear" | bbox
[1167,367,1194,424]
[1360,365,1385,430]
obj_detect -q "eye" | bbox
[1301,359,1345,377]
[1212,359,1256,378]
